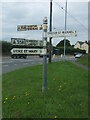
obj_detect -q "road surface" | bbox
[0,55,76,74]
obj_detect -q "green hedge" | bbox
[0,41,12,55]
[0,40,86,56]
[53,47,86,55]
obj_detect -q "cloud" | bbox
[2,2,49,41]
[1,1,88,46]
[1,0,89,2]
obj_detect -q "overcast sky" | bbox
[0,0,88,46]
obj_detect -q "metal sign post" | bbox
[64,0,67,61]
[49,0,53,63]
[42,17,48,94]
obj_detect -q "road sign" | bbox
[11,38,25,45]
[11,48,47,55]
[17,25,43,31]
[47,30,77,38]
[11,38,46,47]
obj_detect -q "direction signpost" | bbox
[15,17,77,94]
[17,17,48,94]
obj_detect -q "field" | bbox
[2,61,88,118]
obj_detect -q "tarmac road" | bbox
[1,55,76,74]
[1,56,43,74]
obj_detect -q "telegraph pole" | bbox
[49,0,53,63]
[64,0,67,61]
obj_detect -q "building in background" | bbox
[74,41,89,53]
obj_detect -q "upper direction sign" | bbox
[11,38,46,47]
[47,30,77,38]
[17,25,43,31]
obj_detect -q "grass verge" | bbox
[2,61,88,118]
[76,54,89,67]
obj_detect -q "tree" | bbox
[56,39,71,47]
[2,41,12,55]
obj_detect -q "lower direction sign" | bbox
[11,38,46,47]
[11,48,47,55]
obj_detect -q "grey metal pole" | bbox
[49,0,52,63]
[64,0,67,61]
[42,17,47,94]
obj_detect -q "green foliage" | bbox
[53,46,86,55]
[55,39,86,55]
[2,62,88,118]
[0,41,2,55]
[2,41,12,55]
[56,39,71,47]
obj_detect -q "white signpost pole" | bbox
[42,17,47,94]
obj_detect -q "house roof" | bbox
[74,41,89,46]
[77,41,84,45]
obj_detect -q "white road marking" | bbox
[30,62,34,64]
[14,64,17,66]
[37,62,42,64]
[1,59,34,64]
[23,63,28,65]
[1,61,13,64]
[3,65,8,67]
[10,59,34,62]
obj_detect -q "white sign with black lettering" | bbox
[11,38,46,47]
[47,30,77,38]
[17,25,43,31]
[11,48,47,55]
